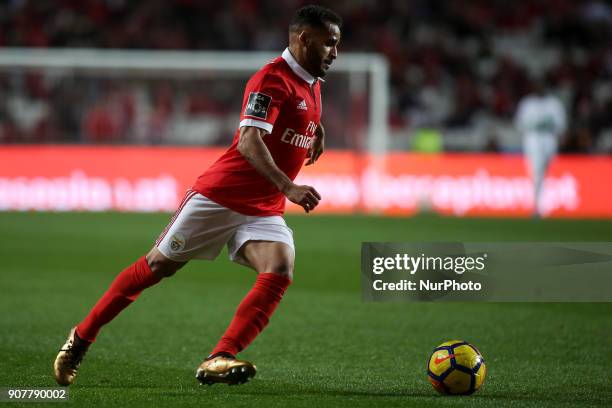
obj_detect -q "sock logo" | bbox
[170,233,185,252]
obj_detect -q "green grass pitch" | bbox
[0,212,611,407]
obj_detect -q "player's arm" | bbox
[237,126,321,213]
[514,100,527,133]
[306,123,325,166]
[554,99,567,136]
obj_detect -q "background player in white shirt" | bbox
[515,79,567,217]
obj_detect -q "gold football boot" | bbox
[196,353,256,385]
[53,328,90,386]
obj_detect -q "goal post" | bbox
[0,47,389,155]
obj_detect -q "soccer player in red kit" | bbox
[53,5,342,386]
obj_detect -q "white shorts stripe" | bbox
[155,189,197,246]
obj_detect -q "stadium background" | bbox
[0,1,611,407]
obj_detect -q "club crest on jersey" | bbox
[281,128,314,149]
[297,99,308,111]
[245,92,271,119]
[169,233,185,252]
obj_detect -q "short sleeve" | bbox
[239,72,289,134]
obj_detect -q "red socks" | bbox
[75,260,290,356]
[211,272,292,356]
[76,256,161,342]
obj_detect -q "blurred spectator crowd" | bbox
[0,0,611,152]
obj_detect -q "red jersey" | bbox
[193,48,322,216]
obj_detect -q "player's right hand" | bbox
[283,183,321,213]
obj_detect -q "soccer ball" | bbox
[427,340,486,395]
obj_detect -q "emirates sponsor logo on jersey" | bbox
[281,128,314,149]
[297,99,308,111]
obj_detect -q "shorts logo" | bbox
[169,233,185,252]
[244,92,272,119]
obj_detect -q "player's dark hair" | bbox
[289,5,342,32]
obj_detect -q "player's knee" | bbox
[267,260,294,280]
[149,261,178,278]
[146,251,184,279]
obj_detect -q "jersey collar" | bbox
[282,48,324,85]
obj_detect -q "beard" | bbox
[318,63,329,77]
[306,48,326,78]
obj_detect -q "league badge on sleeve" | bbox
[245,92,272,119]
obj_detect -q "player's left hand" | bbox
[306,124,325,166]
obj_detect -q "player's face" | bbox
[305,23,341,78]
